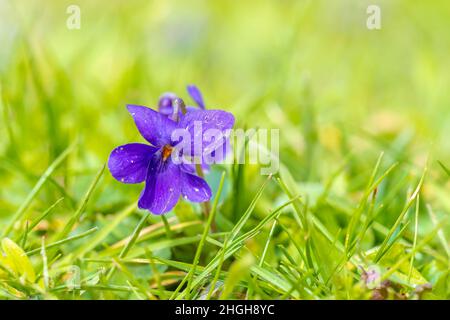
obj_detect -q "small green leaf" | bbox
[1,238,36,283]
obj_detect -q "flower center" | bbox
[162,144,173,161]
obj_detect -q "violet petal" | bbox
[179,109,235,158]
[108,143,157,184]
[127,104,178,147]
[138,156,181,214]
[181,172,212,202]
[187,84,205,109]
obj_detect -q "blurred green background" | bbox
[1,0,449,214]
[0,0,449,299]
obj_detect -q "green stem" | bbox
[161,215,173,238]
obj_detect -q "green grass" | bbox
[0,0,449,300]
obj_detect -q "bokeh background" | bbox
[0,0,449,299]
[1,0,449,219]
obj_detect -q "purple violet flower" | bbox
[157,85,222,172]
[108,104,234,215]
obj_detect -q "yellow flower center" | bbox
[162,144,173,161]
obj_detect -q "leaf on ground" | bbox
[0,238,36,283]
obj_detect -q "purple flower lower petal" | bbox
[108,143,157,184]
[127,105,178,147]
[187,85,205,109]
[181,172,211,202]
[138,157,181,214]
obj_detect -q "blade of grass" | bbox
[60,203,137,263]
[117,214,150,255]
[161,215,173,238]
[408,195,420,283]
[437,160,450,177]
[250,264,301,299]
[375,166,427,262]
[108,216,187,250]
[171,171,226,299]
[229,174,272,242]
[106,234,225,261]
[185,171,226,297]
[381,218,448,281]
[106,211,150,280]
[279,224,308,268]
[427,204,450,260]
[19,197,65,247]
[346,153,394,251]
[28,197,64,231]
[55,164,105,242]
[182,197,298,298]
[205,235,229,300]
[175,175,273,299]
[40,237,49,290]
[246,216,279,299]
[2,143,76,237]
[26,227,98,256]
[112,258,156,300]
[276,176,306,230]
[20,221,29,249]
[145,249,167,299]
